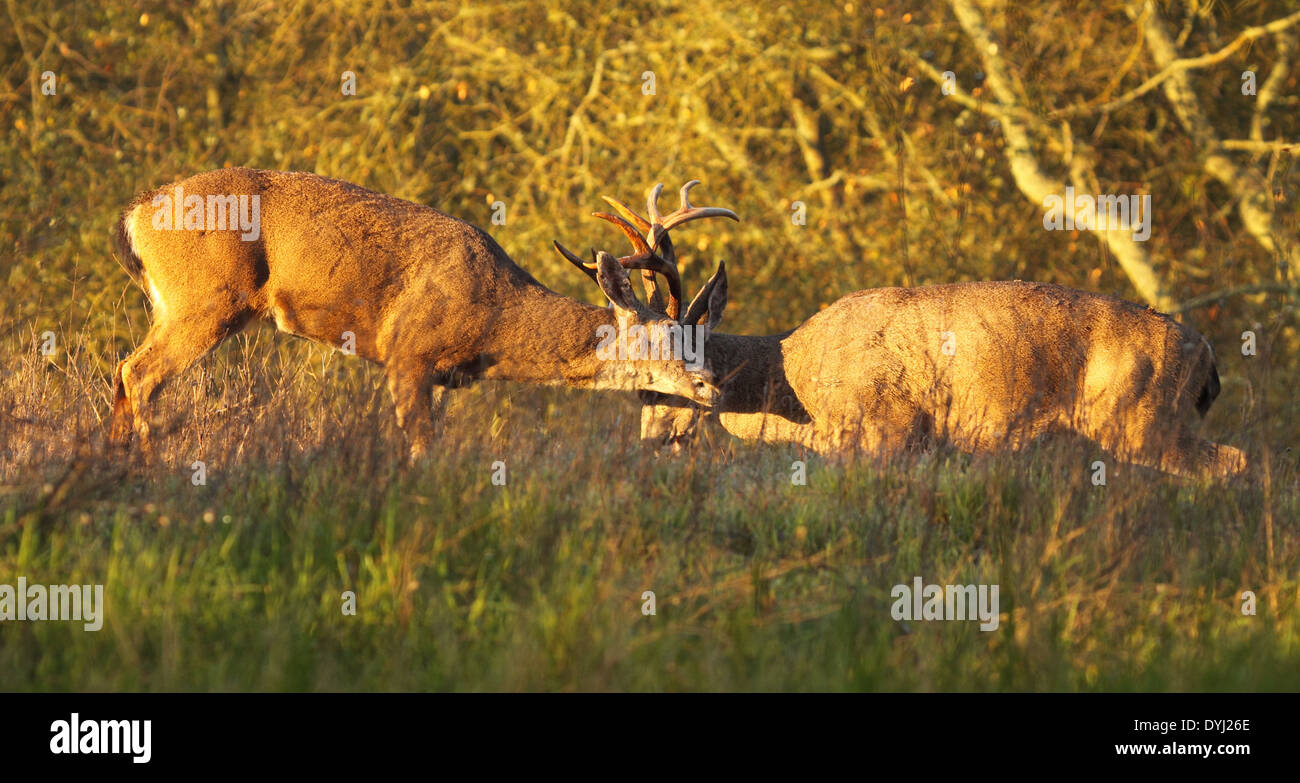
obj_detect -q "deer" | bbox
[108,167,728,462]
[556,182,1248,480]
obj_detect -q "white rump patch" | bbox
[126,203,169,322]
[124,203,142,260]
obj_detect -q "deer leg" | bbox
[1152,433,1248,480]
[1202,440,1248,478]
[386,361,437,463]
[827,397,924,457]
[109,359,136,448]
[111,313,241,450]
[431,385,449,429]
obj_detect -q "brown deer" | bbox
[558,183,1248,479]
[109,168,726,461]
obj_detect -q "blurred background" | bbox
[1,0,1297,432]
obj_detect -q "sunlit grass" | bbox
[0,331,1295,691]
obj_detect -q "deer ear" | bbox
[682,260,727,327]
[705,260,727,329]
[595,251,641,315]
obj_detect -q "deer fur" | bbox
[570,183,1247,479]
[109,168,719,460]
[646,281,1246,478]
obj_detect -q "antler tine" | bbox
[600,195,652,233]
[592,211,653,256]
[645,183,666,227]
[552,239,599,284]
[659,179,740,233]
[617,254,683,320]
[680,179,701,207]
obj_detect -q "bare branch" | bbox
[1053,8,1300,119]
[1171,283,1298,314]
[1219,140,1300,153]
[947,0,1174,310]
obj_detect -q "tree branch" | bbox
[947,0,1174,310]
[1052,8,1300,119]
[1171,283,1298,314]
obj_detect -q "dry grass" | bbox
[0,325,1295,691]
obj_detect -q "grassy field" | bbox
[0,326,1295,691]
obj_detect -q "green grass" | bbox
[1,333,1295,691]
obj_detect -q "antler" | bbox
[591,210,675,316]
[647,180,739,249]
[592,180,738,319]
[601,180,739,264]
[553,210,680,316]
[553,179,737,320]
[552,239,598,284]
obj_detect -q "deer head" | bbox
[587,249,722,404]
[554,179,734,321]
[555,180,737,449]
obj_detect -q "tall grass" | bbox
[0,326,1295,691]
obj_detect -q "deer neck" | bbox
[708,331,804,418]
[480,284,615,388]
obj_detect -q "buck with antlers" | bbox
[109,168,723,461]
[558,181,1247,479]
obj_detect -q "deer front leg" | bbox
[1094,416,1247,480]
[109,359,135,448]
[386,361,437,463]
[1151,432,1248,480]
[108,312,240,453]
